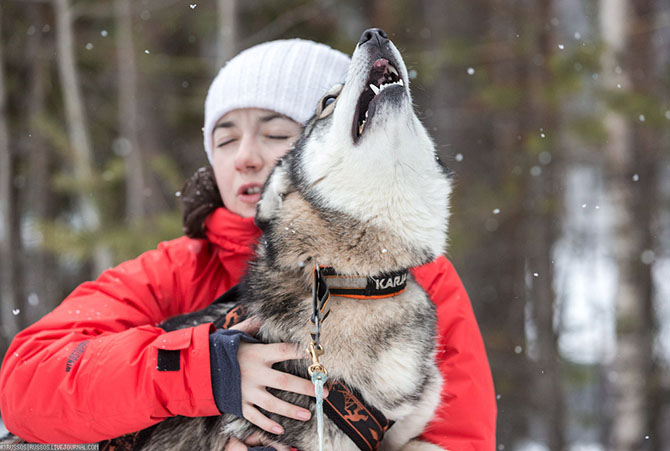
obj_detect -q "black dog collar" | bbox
[319,266,409,299]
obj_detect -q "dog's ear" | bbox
[256,159,291,224]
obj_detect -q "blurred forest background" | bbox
[0,0,669,449]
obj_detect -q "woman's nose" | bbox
[234,135,263,171]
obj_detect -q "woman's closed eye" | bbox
[216,138,236,148]
[265,135,291,140]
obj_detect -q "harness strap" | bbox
[323,380,394,451]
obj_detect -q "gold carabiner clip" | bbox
[307,342,328,377]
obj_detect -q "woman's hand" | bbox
[231,317,326,435]
[224,431,291,451]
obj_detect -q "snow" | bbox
[28,293,39,306]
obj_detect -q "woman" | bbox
[0,38,496,451]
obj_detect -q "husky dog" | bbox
[136,28,452,451]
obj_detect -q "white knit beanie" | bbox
[203,39,351,164]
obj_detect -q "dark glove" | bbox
[209,329,258,416]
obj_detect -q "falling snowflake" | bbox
[28,293,39,306]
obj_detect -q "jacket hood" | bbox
[204,207,262,256]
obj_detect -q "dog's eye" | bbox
[321,95,337,109]
[316,84,343,118]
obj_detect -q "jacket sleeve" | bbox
[0,237,223,443]
[412,256,497,451]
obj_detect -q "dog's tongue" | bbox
[373,58,389,68]
[371,59,391,84]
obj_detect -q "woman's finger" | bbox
[261,342,306,364]
[242,404,286,436]
[266,368,322,398]
[243,431,291,451]
[254,390,312,423]
[224,436,248,451]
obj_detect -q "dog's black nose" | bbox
[358,28,389,47]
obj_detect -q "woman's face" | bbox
[211,108,302,218]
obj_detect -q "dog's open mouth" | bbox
[353,58,404,142]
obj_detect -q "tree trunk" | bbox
[53,0,111,276]
[115,0,145,222]
[623,1,660,448]
[484,0,534,445]
[524,1,565,449]
[217,0,238,68]
[600,0,655,448]
[22,3,53,325]
[0,5,20,353]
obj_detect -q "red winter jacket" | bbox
[0,207,496,450]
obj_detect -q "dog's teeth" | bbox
[399,79,404,86]
[389,65,399,76]
[365,110,368,119]
[369,84,380,95]
[359,120,366,135]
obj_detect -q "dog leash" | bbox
[308,265,330,451]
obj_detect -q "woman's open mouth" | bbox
[238,184,263,203]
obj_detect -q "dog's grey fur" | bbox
[136,33,452,451]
